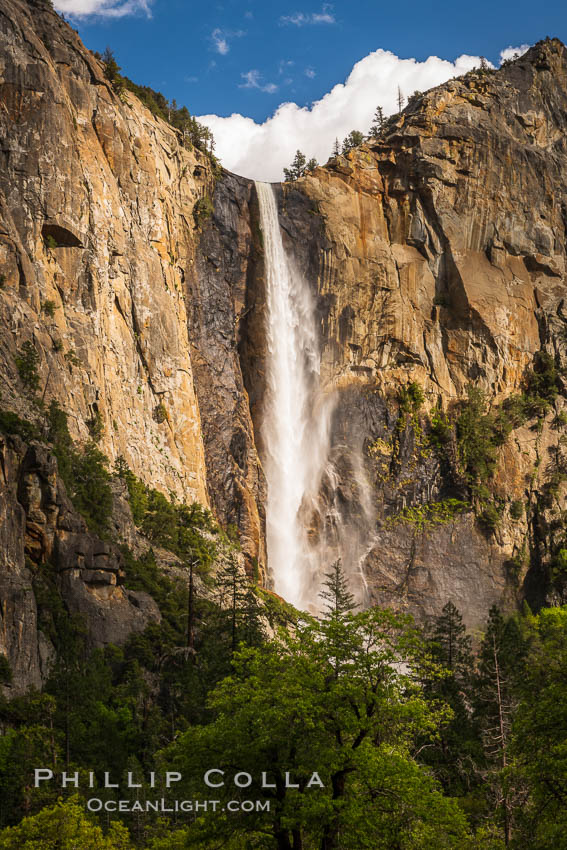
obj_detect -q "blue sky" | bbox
[55,0,567,178]
[58,0,566,122]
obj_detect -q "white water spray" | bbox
[256,181,372,611]
[256,182,325,608]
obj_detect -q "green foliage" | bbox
[369,104,385,136]
[213,553,265,654]
[492,394,528,442]
[0,796,133,849]
[114,457,148,524]
[389,499,469,531]
[421,603,482,798]
[98,49,215,155]
[455,386,536,497]
[342,129,365,153]
[551,547,567,583]
[510,606,567,848]
[70,443,113,535]
[457,386,499,487]
[165,607,469,848]
[45,400,72,473]
[44,234,57,250]
[477,500,504,534]
[523,350,561,417]
[0,409,40,442]
[474,607,526,844]
[63,349,81,369]
[114,462,217,569]
[192,195,214,228]
[282,151,318,181]
[319,559,356,616]
[399,380,425,414]
[0,692,61,827]
[510,500,524,520]
[505,551,526,581]
[102,46,121,83]
[283,149,306,181]
[86,409,104,442]
[153,402,167,424]
[15,341,40,396]
[428,407,452,449]
[41,300,56,318]
[120,548,187,640]
[142,490,216,565]
[47,402,112,535]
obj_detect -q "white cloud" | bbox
[280,12,308,25]
[198,48,485,181]
[53,0,151,17]
[240,70,278,94]
[211,28,245,56]
[280,4,336,25]
[305,67,316,78]
[212,29,229,55]
[499,44,531,63]
[312,4,335,23]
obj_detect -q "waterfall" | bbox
[256,181,372,611]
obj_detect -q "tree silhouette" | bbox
[369,105,385,136]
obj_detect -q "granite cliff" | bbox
[257,38,567,627]
[1,0,567,689]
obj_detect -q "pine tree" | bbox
[421,602,481,797]
[319,560,356,617]
[341,130,364,154]
[283,149,307,182]
[509,607,567,847]
[332,137,340,156]
[369,105,384,136]
[397,86,405,113]
[474,607,525,846]
[215,554,264,653]
[432,601,473,676]
[305,157,318,173]
[102,47,120,83]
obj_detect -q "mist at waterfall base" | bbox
[255,181,372,612]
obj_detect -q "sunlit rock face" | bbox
[235,39,567,627]
[0,0,211,506]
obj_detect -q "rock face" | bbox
[0,433,160,693]
[0,0,265,565]
[190,174,267,576]
[0,0,209,505]
[240,39,567,628]
[2,0,567,689]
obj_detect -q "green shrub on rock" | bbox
[193,195,214,228]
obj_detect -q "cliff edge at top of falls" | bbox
[274,36,567,405]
